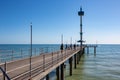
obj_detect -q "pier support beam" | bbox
[56,66,60,80]
[79,51,82,61]
[78,51,80,62]
[87,47,89,54]
[46,74,49,80]
[61,63,64,80]
[79,51,81,61]
[74,54,77,69]
[69,57,73,76]
[94,47,96,56]
[77,52,79,64]
[83,48,85,54]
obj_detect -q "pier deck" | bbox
[0,47,83,80]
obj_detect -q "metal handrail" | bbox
[0,67,11,80]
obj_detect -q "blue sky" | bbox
[0,0,120,44]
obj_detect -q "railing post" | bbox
[40,48,43,55]
[0,62,10,80]
[21,49,23,58]
[57,52,59,63]
[65,49,67,58]
[57,52,60,61]
[39,48,41,55]
[12,50,14,61]
[3,62,6,80]
[46,47,48,53]
[34,48,36,56]
[61,50,63,60]
[43,54,45,72]
[52,52,53,66]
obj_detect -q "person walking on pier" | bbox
[60,44,64,53]
[74,44,76,50]
[65,44,68,50]
[70,44,72,50]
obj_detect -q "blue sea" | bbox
[0,44,120,80]
[0,44,60,62]
[65,44,120,80]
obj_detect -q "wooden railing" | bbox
[0,66,10,80]
[0,47,81,80]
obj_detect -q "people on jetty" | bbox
[70,44,72,50]
[60,44,64,53]
[65,44,68,50]
[74,44,76,50]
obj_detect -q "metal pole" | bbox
[3,62,6,80]
[39,48,41,55]
[43,54,45,72]
[57,51,59,62]
[12,50,14,61]
[65,49,66,58]
[21,49,22,58]
[34,48,36,56]
[52,52,53,66]
[29,22,32,79]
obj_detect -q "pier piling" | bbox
[3,62,6,80]
[69,57,73,76]
[74,54,77,69]
[87,47,89,54]
[79,51,81,61]
[56,66,60,80]
[94,46,97,55]
[77,53,79,64]
[46,74,49,80]
[61,63,64,80]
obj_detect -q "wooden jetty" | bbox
[0,47,86,80]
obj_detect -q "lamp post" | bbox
[29,22,32,79]
[60,34,63,52]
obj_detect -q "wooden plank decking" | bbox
[0,48,82,80]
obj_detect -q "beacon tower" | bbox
[78,7,84,48]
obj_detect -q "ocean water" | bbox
[0,44,60,62]
[0,44,120,80]
[65,44,120,80]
